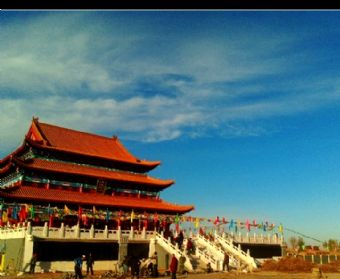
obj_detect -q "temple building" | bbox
[0,117,284,275]
[0,117,194,273]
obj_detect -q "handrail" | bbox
[214,232,257,271]
[154,232,194,272]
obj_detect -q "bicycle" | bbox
[99,270,116,278]
[62,272,76,279]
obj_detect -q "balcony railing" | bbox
[227,231,284,245]
[0,222,156,242]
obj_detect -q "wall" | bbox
[0,238,25,273]
[239,243,282,258]
[37,260,119,273]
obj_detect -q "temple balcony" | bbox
[0,222,156,242]
[227,231,284,245]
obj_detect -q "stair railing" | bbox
[154,232,194,272]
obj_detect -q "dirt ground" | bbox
[2,270,339,279]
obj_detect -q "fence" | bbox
[300,254,339,265]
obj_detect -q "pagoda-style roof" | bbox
[25,118,160,171]
[13,157,174,189]
[0,117,195,215]
[0,186,194,214]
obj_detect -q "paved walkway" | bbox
[176,271,337,278]
[4,271,339,279]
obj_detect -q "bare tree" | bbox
[323,239,339,252]
[297,237,305,251]
[289,236,298,251]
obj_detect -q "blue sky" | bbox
[1,10,340,244]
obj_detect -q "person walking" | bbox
[186,238,194,255]
[175,231,184,250]
[169,254,178,279]
[86,253,94,276]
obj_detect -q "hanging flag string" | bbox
[0,201,284,234]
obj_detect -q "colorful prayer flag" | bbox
[229,219,234,230]
[195,217,200,229]
[278,223,283,234]
[131,209,135,222]
[64,205,69,215]
[175,214,180,224]
[106,208,110,222]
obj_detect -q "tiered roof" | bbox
[0,118,194,214]
[0,186,192,213]
[13,157,174,188]
[27,118,161,171]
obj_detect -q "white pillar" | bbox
[43,222,49,237]
[75,223,80,238]
[90,225,95,238]
[141,226,146,239]
[130,226,134,239]
[215,260,220,271]
[104,225,108,238]
[27,222,32,235]
[59,223,65,238]
[117,226,121,240]
[22,233,34,272]
[149,238,157,258]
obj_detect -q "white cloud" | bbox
[2,12,340,156]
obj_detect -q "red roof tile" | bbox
[0,186,194,213]
[14,158,174,188]
[28,119,160,169]
[0,143,25,166]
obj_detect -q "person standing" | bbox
[223,252,230,272]
[169,254,178,279]
[122,255,129,276]
[130,255,141,279]
[178,255,186,275]
[151,252,158,277]
[74,255,85,279]
[176,231,184,250]
[29,253,37,274]
[86,253,94,276]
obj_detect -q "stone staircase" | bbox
[193,233,239,271]
[154,232,194,272]
[214,231,257,272]
[153,231,257,273]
